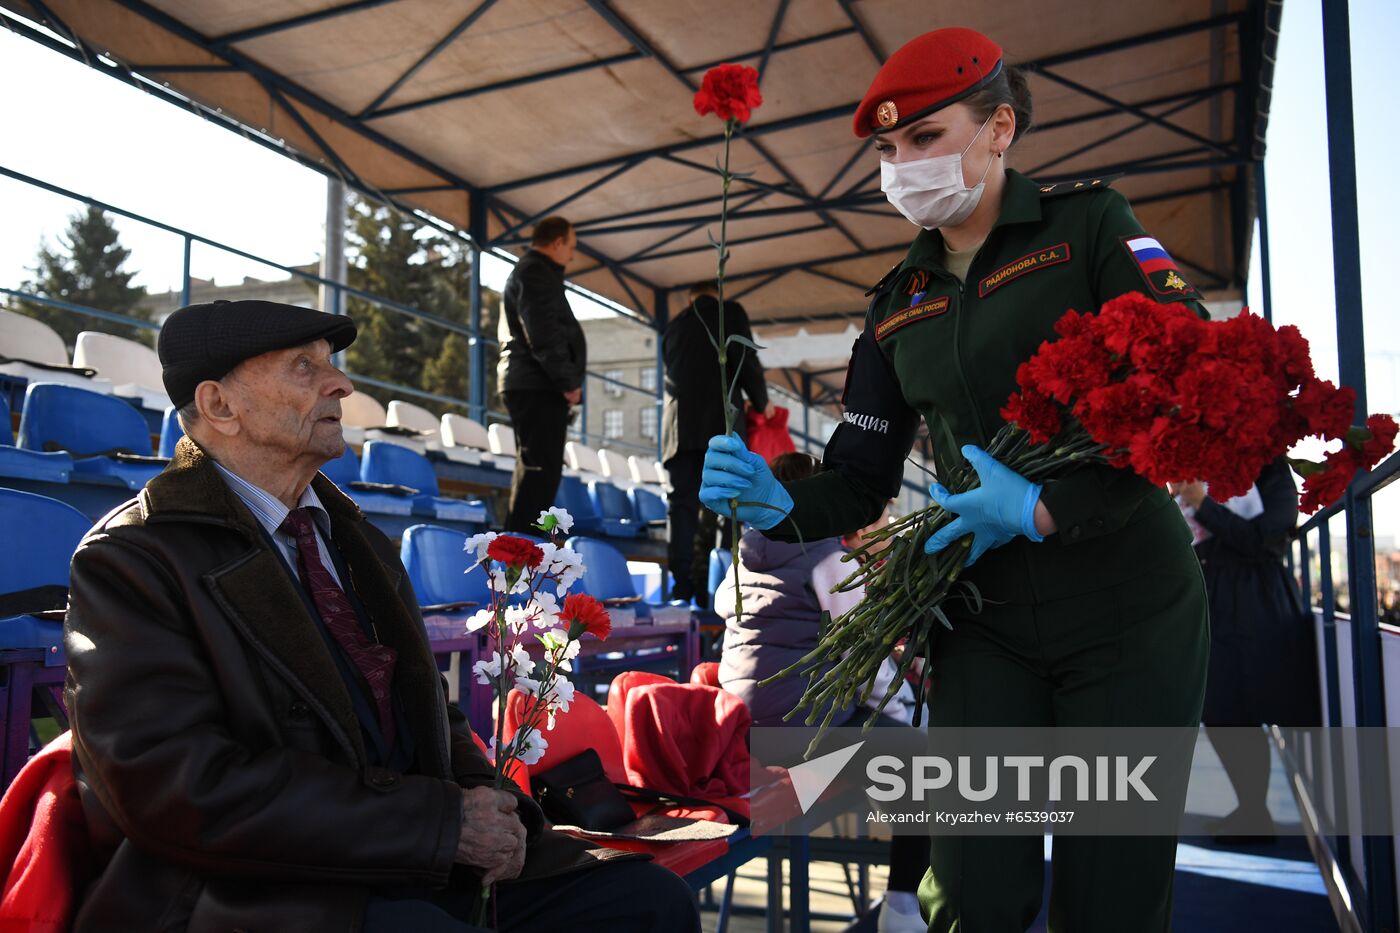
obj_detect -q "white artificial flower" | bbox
[543,677,576,729]
[528,591,560,621]
[550,677,575,714]
[535,541,558,574]
[515,674,542,696]
[503,605,533,635]
[464,608,495,634]
[463,531,498,560]
[539,627,582,671]
[514,728,549,767]
[473,651,504,685]
[537,506,574,535]
[551,550,585,593]
[510,644,533,675]
[487,570,511,594]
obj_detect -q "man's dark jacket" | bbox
[662,295,769,463]
[64,437,634,932]
[498,249,587,393]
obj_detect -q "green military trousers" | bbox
[917,543,1210,933]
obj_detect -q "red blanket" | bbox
[0,732,95,933]
[622,683,750,799]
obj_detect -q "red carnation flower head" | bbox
[487,535,544,570]
[1001,384,1062,445]
[694,63,763,124]
[1354,414,1399,471]
[1291,379,1357,442]
[1275,324,1315,386]
[1299,450,1360,514]
[559,593,611,641]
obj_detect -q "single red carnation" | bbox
[694,63,763,124]
[1001,385,1062,445]
[1291,379,1356,441]
[1358,414,1399,470]
[487,535,544,570]
[1274,324,1316,386]
[1299,451,1359,514]
[559,593,611,641]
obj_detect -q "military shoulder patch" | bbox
[1120,235,1200,299]
[875,296,949,341]
[978,243,1071,298]
[1037,173,1123,198]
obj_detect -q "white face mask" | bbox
[880,113,997,230]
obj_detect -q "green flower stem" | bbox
[713,118,744,622]
[774,422,1117,755]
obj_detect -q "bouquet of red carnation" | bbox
[772,292,1396,751]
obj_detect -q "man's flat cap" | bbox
[159,299,356,408]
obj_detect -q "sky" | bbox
[0,2,1398,538]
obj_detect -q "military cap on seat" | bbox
[158,299,357,408]
[853,28,1004,138]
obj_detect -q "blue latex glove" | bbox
[924,444,1044,567]
[699,434,794,531]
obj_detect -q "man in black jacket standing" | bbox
[498,217,586,532]
[662,280,771,605]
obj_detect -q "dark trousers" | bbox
[503,389,570,533]
[919,551,1210,933]
[664,450,732,604]
[364,860,700,932]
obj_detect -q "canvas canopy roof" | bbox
[1,0,1279,403]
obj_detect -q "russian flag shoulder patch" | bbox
[1121,235,1199,299]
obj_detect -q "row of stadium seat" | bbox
[2,311,671,493]
[1,382,667,540]
[0,310,167,410]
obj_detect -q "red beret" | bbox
[853,28,1004,138]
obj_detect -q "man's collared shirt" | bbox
[212,462,344,588]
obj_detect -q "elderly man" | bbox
[64,299,698,932]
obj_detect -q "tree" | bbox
[344,196,501,418]
[15,206,151,349]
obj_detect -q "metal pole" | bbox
[1254,161,1275,324]
[1321,3,1396,928]
[319,177,348,367]
[654,288,668,463]
[180,235,192,308]
[801,372,812,455]
[468,194,488,424]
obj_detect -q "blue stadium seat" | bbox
[158,406,184,458]
[565,536,647,618]
[0,393,71,483]
[627,486,667,526]
[321,445,361,487]
[361,440,488,525]
[400,524,492,609]
[586,481,641,538]
[16,383,164,490]
[553,475,603,534]
[317,444,414,516]
[0,489,92,664]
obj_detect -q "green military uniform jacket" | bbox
[771,169,1208,604]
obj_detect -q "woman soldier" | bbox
[700,27,1210,933]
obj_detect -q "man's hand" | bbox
[564,387,582,405]
[763,403,776,419]
[456,786,527,884]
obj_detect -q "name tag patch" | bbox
[875,296,949,341]
[978,243,1071,298]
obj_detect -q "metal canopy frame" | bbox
[1,0,1277,423]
